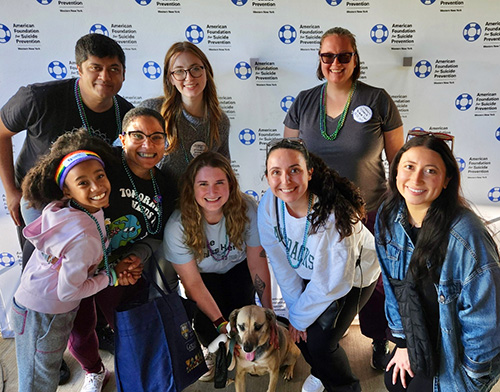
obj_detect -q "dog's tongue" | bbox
[245,351,255,361]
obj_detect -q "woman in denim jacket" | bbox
[375,134,500,392]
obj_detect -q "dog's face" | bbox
[229,305,276,361]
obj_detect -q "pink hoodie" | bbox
[15,200,109,314]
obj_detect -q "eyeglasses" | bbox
[266,137,308,157]
[170,65,205,81]
[319,52,356,64]
[124,130,166,145]
[406,130,455,151]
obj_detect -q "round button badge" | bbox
[352,105,373,123]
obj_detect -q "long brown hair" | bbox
[180,152,249,261]
[160,41,222,153]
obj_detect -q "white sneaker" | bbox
[198,348,216,382]
[302,374,325,392]
[80,368,110,392]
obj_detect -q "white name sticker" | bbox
[352,105,373,123]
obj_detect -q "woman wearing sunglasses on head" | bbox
[258,139,381,392]
[140,41,230,194]
[375,133,500,392]
[284,27,404,371]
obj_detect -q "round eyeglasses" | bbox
[124,131,166,145]
[319,52,356,64]
[170,65,205,81]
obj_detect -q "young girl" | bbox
[10,130,135,392]
[163,151,272,381]
[140,41,230,191]
[258,139,381,392]
[375,134,500,391]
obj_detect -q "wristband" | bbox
[217,321,229,334]
[110,269,118,286]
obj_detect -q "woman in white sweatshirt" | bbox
[258,138,380,392]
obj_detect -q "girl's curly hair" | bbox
[22,128,116,210]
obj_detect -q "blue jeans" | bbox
[11,298,77,392]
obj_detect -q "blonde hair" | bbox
[180,152,249,262]
[160,41,223,153]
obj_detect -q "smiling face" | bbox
[193,166,230,223]
[169,51,207,103]
[63,159,111,213]
[396,146,450,220]
[266,148,312,216]
[319,34,357,88]
[119,115,165,179]
[77,55,125,109]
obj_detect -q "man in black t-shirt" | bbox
[0,33,133,231]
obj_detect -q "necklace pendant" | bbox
[153,194,162,204]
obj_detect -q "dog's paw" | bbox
[282,366,294,380]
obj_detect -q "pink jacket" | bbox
[15,200,109,314]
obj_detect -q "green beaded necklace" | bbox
[319,81,357,141]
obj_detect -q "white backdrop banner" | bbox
[1,0,500,328]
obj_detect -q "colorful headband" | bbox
[54,150,105,189]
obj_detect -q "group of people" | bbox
[0,26,499,392]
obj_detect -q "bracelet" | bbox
[110,269,118,286]
[212,317,226,329]
[217,321,229,334]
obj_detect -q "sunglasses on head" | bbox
[406,130,455,151]
[319,52,356,64]
[266,137,308,156]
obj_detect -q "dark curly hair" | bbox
[265,140,365,240]
[22,129,116,210]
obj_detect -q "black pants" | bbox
[384,348,433,392]
[297,280,377,392]
[191,260,255,347]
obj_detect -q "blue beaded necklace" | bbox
[74,78,121,138]
[70,200,112,285]
[121,150,163,235]
[280,193,313,269]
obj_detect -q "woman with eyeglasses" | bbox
[258,139,381,392]
[375,135,500,392]
[140,41,230,192]
[163,151,272,381]
[67,107,177,388]
[284,26,404,371]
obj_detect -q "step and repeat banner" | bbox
[1,0,499,332]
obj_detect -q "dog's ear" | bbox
[228,308,239,338]
[264,308,277,325]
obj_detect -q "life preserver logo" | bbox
[280,96,295,113]
[90,24,109,36]
[185,24,204,44]
[420,0,436,4]
[231,0,248,5]
[36,0,52,4]
[0,24,11,44]
[143,61,162,79]
[414,60,432,78]
[245,190,259,201]
[239,129,256,145]
[234,62,252,80]
[278,25,297,44]
[488,187,500,202]
[455,93,473,111]
[0,252,15,267]
[135,0,152,5]
[325,0,342,5]
[48,61,67,79]
[456,157,466,172]
[463,22,481,42]
[370,24,389,44]
[496,127,500,141]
